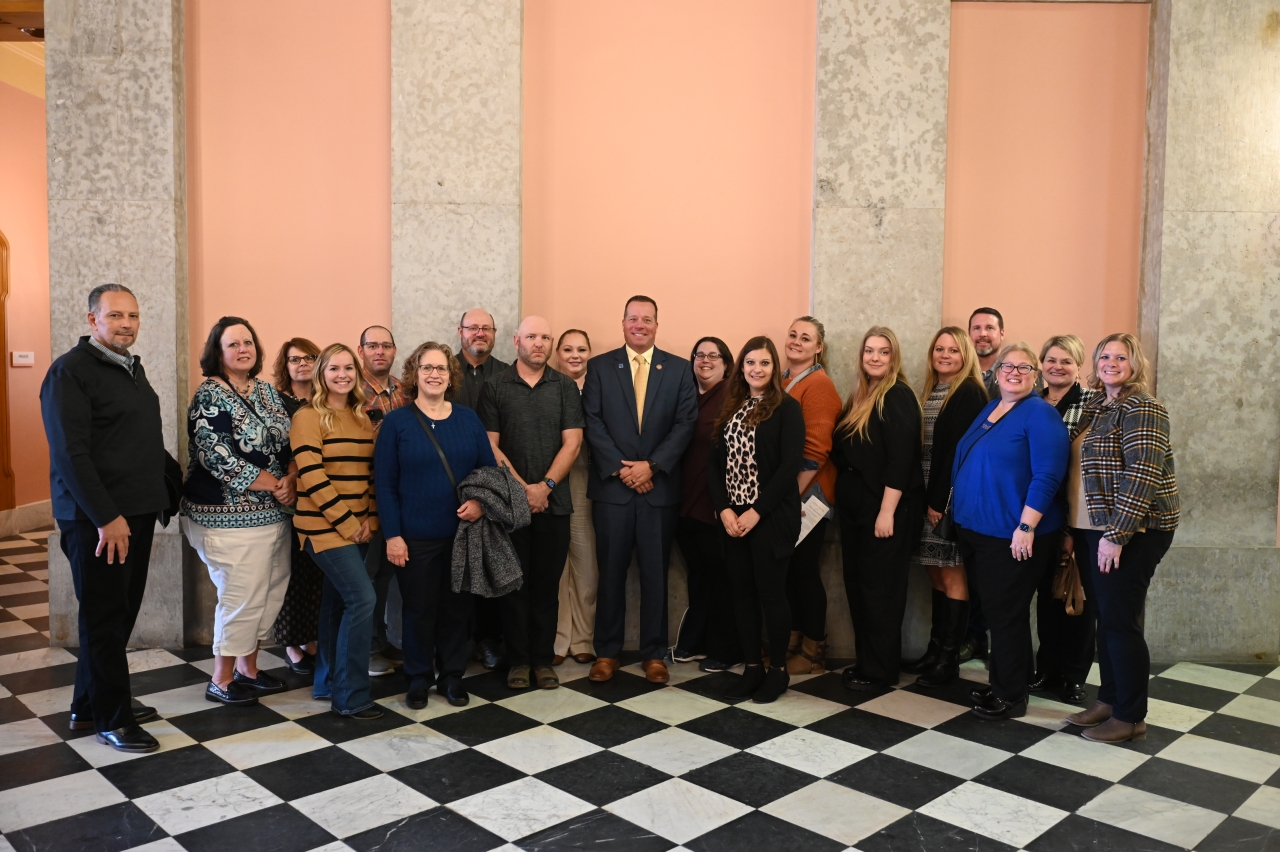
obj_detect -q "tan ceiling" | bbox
[0,1,43,42]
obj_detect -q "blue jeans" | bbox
[306,541,375,715]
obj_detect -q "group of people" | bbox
[41,286,1178,754]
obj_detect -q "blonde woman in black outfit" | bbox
[834,326,925,691]
[709,336,806,704]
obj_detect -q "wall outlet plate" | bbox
[10,352,35,367]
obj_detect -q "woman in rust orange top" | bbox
[781,317,843,675]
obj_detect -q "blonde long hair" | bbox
[1087,332,1151,399]
[310,343,370,432]
[921,327,986,410]
[837,326,914,439]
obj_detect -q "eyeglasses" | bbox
[417,364,450,375]
[460,325,496,335]
[693,352,723,361]
[997,363,1038,376]
[286,354,317,365]
[362,342,395,351]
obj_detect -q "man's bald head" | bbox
[514,315,554,371]
[458,308,497,362]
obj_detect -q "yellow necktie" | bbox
[633,354,648,431]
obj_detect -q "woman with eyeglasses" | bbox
[671,337,741,672]
[952,343,1069,720]
[270,338,324,674]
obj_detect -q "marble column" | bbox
[44,0,191,649]
[812,0,951,659]
[391,0,523,362]
[1147,0,1280,660]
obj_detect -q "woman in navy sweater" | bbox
[952,342,1069,720]
[375,342,496,710]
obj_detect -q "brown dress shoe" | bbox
[642,659,669,683]
[589,658,620,682]
[535,666,560,689]
[572,653,597,664]
[1066,700,1113,728]
[1081,717,1147,743]
[552,655,566,666]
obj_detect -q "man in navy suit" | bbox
[582,296,698,683]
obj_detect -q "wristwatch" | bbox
[544,477,557,489]
[1017,522,1036,533]
[647,460,662,474]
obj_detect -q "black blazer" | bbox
[925,378,988,513]
[708,394,806,557]
[832,381,925,515]
[582,346,699,507]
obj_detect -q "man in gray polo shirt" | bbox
[478,316,584,690]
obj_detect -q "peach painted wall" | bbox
[523,0,816,363]
[942,2,1149,365]
[0,81,51,505]
[186,0,391,392]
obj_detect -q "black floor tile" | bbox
[164,703,289,743]
[99,744,236,799]
[973,755,1112,813]
[858,811,1018,852]
[1207,663,1278,677]
[1057,720,1183,756]
[423,703,542,746]
[535,750,671,807]
[260,664,314,694]
[346,806,504,852]
[392,748,526,804]
[459,668,527,703]
[0,741,92,792]
[0,591,49,607]
[293,704,414,744]
[1267,766,1280,788]
[1192,713,1280,756]
[688,810,844,852]
[128,663,212,697]
[171,646,216,662]
[1118,756,1261,813]
[24,615,50,632]
[0,694,36,724]
[672,670,751,705]
[3,802,166,852]
[933,711,1057,753]
[828,753,964,811]
[790,670,892,707]
[682,752,816,807]
[563,669,668,704]
[517,808,672,852]
[900,677,987,709]
[0,607,17,622]
[1024,814,1185,852]
[245,745,381,801]
[549,704,668,748]
[367,669,412,701]
[0,545,47,556]
[1147,677,1237,712]
[176,803,335,852]
[678,707,795,750]
[0,660,79,695]
[806,707,925,752]
[40,710,96,741]
[1194,816,1280,852]
[1245,678,1280,703]
[0,570,39,584]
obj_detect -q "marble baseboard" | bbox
[0,501,52,538]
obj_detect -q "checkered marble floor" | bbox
[3,532,1280,850]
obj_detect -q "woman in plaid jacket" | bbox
[1063,333,1179,744]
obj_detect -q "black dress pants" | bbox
[788,517,830,639]
[723,516,792,667]
[1034,543,1096,685]
[60,513,156,733]
[960,526,1063,702]
[504,513,572,668]
[398,537,472,686]
[675,516,740,663]
[1075,528,1175,723]
[593,500,678,661]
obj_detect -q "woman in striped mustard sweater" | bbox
[291,343,383,721]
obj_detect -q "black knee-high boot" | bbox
[917,598,970,688]
[904,589,947,674]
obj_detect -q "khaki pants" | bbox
[554,461,598,657]
[183,518,292,657]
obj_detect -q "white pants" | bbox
[182,518,293,658]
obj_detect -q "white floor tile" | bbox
[125,839,189,852]
[15,684,75,717]
[958,660,990,685]
[473,724,601,775]
[258,688,337,720]
[747,728,875,778]
[607,777,752,845]
[1158,663,1260,694]
[885,730,1012,780]
[919,781,1069,848]
[495,685,608,723]
[22,570,48,582]
[611,726,738,776]
[375,692,490,722]
[0,540,38,551]
[550,659,593,683]
[0,683,10,699]
[615,686,725,726]
[0,582,47,597]
[448,777,593,841]
[1157,734,1280,783]
[0,553,48,565]
[0,646,75,676]
[292,774,435,839]
[859,690,968,729]
[620,661,707,686]
[126,649,188,674]
[1145,698,1215,733]
[0,621,36,639]
[142,682,217,717]
[761,780,911,846]
[0,564,20,574]
[0,717,62,756]
[1219,694,1280,729]
[1234,785,1280,830]
[202,720,330,770]
[1078,784,1226,849]
[1017,695,1076,731]
[737,690,846,728]
[0,769,127,833]
[5,603,48,620]
[339,723,466,772]
[1020,731,1150,782]
[134,772,280,835]
[301,843,356,852]
[67,720,197,768]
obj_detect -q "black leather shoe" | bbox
[287,652,315,675]
[206,680,259,706]
[972,694,1027,721]
[347,706,384,720]
[842,668,889,692]
[957,633,989,664]
[233,669,288,695]
[440,679,469,707]
[406,681,430,710]
[1060,682,1087,704]
[69,703,159,732]
[723,664,766,699]
[477,639,504,671]
[969,685,992,704]
[97,725,160,753]
[1028,672,1061,693]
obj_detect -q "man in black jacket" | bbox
[40,284,172,753]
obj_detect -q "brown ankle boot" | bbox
[785,631,802,661]
[787,636,827,675]
[1066,701,1113,728]
[1082,717,1146,743]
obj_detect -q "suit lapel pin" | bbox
[655,364,662,370]
[618,363,625,368]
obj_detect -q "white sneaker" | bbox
[368,652,395,676]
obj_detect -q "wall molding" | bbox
[0,499,51,537]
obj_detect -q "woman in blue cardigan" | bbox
[952,342,1068,721]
